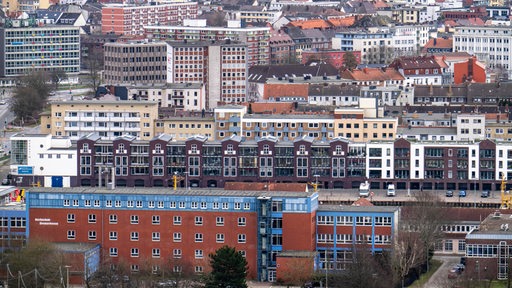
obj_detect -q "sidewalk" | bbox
[247,281,300,288]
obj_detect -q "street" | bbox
[424,255,461,288]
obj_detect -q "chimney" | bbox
[433,38,437,46]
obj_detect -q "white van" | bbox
[359,181,370,197]
[387,184,396,197]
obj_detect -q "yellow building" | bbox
[485,122,512,141]
[155,115,215,141]
[42,101,159,140]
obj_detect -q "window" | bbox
[244,203,250,210]
[109,231,118,240]
[130,215,139,224]
[157,201,164,208]
[67,214,75,223]
[222,202,229,209]
[63,200,70,206]
[170,201,176,208]
[72,200,79,206]
[238,234,246,243]
[115,201,121,207]
[195,233,203,242]
[173,249,182,258]
[216,233,225,243]
[216,216,224,226]
[195,266,203,273]
[234,202,241,210]
[127,200,134,207]
[195,216,203,225]
[109,214,118,224]
[173,216,182,225]
[131,265,139,272]
[148,201,155,208]
[173,232,182,242]
[213,202,219,209]
[238,217,246,226]
[67,230,76,240]
[106,200,112,207]
[136,201,143,208]
[152,232,160,241]
[195,249,204,259]
[179,202,186,208]
[152,215,160,225]
[131,248,139,257]
[88,231,97,240]
[110,248,118,257]
[131,232,139,241]
[88,214,96,223]
[85,200,91,206]
[152,248,160,258]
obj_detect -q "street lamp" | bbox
[64,265,71,288]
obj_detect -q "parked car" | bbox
[386,184,396,197]
[1,179,10,186]
[446,190,453,197]
[458,190,467,197]
[481,190,490,198]
[448,264,464,279]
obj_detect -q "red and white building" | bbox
[102,2,198,35]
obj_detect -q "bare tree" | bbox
[85,51,103,96]
[393,231,425,287]
[276,256,315,286]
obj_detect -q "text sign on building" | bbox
[17,166,33,175]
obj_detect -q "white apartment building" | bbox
[127,83,206,110]
[10,134,76,187]
[453,26,512,77]
[456,114,485,141]
[332,28,394,64]
[419,6,441,24]
[392,25,437,56]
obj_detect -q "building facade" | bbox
[27,187,318,282]
[144,19,270,67]
[40,101,159,140]
[0,24,80,78]
[101,3,198,35]
[103,40,167,86]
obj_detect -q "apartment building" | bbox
[333,107,398,143]
[27,187,318,282]
[101,2,198,35]
[40,101,159,140]
[167,40,248,108]
[154,113,215,141]
[332,28,394,65]
[145,19,270,67]
[391,25,436,56]
[0,23,80,78]
[453,25,512,77]
[127,83,206,110]
[456,114,485,141]
[389,56,445,86]
[103,40,167,86]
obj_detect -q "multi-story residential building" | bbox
[39,101,159,140]
[0,22,80,78]
[103,40,167,86]
[225,6,282,23]
[145,19,270,67]
[389,56,445,86]
[456,114,486,141]
[27,187,318,282]
[11,131,512,191]
[391,24,436,56]
[332,28,394,65]
[453,25,512,77]
[392,7,421,24]
[126,83,206,110]
[154,113,215,141]
[269,29,295,65]
[360,85,409,106]
[166,40,248,107]
[101,2,198,35]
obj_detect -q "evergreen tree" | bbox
[206,246,248,288]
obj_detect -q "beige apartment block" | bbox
[43,101,159,140]
[155,115,215,141]
[333,108,398,142]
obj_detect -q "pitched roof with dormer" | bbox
[389,56,442,70]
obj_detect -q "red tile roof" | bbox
[288,19,332,29]
[247,102,295,114]
[352,197,374,206]
[263,83,309,100]
[326,16,356,27]
[341,68,405,81]
[423,37,453,50]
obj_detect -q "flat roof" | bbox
[27,187,316,198]
[318,204,399,213]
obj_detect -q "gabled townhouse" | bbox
[388,56,445,86]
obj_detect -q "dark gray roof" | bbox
[34,10,62,20]
[309,83,361,96]
[57,12,81,24]
[248,63,339,83]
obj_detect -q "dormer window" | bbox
[227,144,234,152]
[155,144,162,153]
[191,144,198,154]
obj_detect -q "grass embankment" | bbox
[409,259,443,288]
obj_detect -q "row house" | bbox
[11,132,512,191]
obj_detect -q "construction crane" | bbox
[501,174,512,209]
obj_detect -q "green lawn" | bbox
[409,259,443,288]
